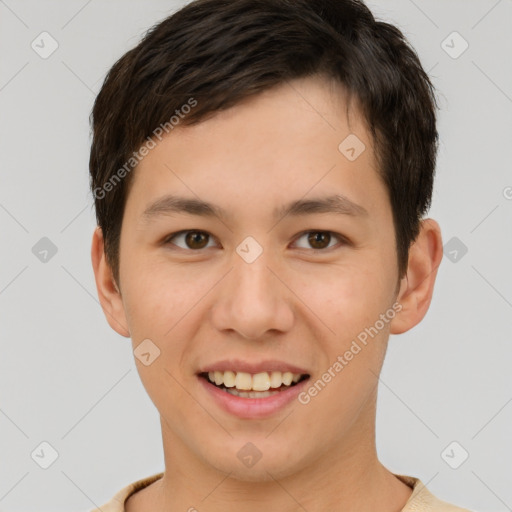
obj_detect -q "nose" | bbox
[211,248,294,340]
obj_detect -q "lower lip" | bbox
[197,375,310,419]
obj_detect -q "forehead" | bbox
[125,75,386,224]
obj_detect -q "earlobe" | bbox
[390,218,443,335]
[91,226,131,338]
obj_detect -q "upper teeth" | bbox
[207,370,303,391]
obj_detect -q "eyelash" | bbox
[162,230,348,253]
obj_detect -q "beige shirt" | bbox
[90,472,473,511]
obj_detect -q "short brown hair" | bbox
[89,0,439,287]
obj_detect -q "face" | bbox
[100,76,407,481]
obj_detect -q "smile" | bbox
[200,370,309,398]
[197,368,311,418]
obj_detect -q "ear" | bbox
[91,226,130,337]
[390,218,443,335]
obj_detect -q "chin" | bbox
[201,439,308,482]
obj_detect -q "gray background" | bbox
[1,1,511,511]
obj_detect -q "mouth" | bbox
[198,370,310,399]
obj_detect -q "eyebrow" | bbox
[141,193,368,223]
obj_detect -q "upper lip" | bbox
[198,359,310,375]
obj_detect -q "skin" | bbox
[91,75,443,512]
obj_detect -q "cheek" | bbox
[121,258,201,337]
[122,261,209,386]
[293,260,393,400]
[122,267,198,409]
[293,261,392,335]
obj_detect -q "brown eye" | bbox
[307,232,331,249]
[293,231,345,251]
[185,231,209,249]
[165,230,215,250]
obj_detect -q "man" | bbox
[89,0,472,510]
